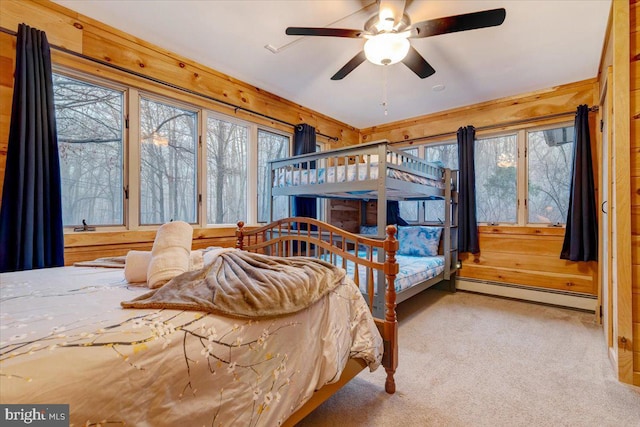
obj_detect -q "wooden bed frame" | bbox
[236,217,399,423]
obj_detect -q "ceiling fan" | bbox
[285,0,506,80]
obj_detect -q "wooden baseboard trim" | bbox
[456,278,598,312]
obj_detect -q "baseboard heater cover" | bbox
[456,278,597,312]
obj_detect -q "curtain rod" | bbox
[0,26,340,142]
[391,105,599,146]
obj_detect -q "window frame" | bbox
[397,120,573,228]
[474,130,520,226]
[256,126,292,224]
[202,110,251,227]
[137,91,201,227]
[52,66,130,232]
[52,66,293,233]
[421,140,458,224]
[474,122,574,227]
[524,122,575,227]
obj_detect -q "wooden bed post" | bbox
[383,225,399,394]
[236,221,245,250]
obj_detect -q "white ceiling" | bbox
[53,0,611,129]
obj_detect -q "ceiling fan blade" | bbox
[410,8,506,38]
[286,27,363,38]
[401,46,435,79]
[331,51,367,80]
[378,0,406,29]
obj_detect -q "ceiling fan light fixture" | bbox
[364,33,410,66]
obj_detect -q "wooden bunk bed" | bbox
[235,217,400,425]
[268,139,459,315]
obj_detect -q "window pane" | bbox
[258,129,289,222]
[424,143,458,223]
[527,126,574,224]
[475,135,518,224]
[140,98,197,224]
[399,148,419,222]
[206,117,247,224]
[424,143,459,169]
[53,74,124,227]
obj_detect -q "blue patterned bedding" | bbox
[323,250,445,294]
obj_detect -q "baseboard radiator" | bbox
[456,277,598,312]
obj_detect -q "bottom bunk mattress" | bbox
[324,250,445,294]
[0,255,383,426]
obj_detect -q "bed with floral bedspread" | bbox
[0,253,383,426]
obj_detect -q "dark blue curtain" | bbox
[561,105,597,261]
[292,124,317,220]
[387,201,408,226]
[0,24,64,272]
[457,126,479,254]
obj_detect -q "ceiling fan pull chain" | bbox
[382,66,389,116]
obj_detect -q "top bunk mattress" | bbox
[273,163,445,189]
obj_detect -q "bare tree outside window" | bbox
[53,74,124,227]
[475,135,518,224]
[257,130,289,222]
[206,117,247,224]
[424,143,458,223]
[140,98,197,224]
[527,126,573,224]
[399,147,419,222]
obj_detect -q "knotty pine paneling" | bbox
[63,228,245,265]
[0,0,83,52]
[360,79,596,144]
[458,264,594,294]
[0,0,604,299]
[633,0,639,33]
[631,177,640,206]
[633,0,640,385]
[0,32,16,196]
[458,227,597,295]
[458,251,594,277]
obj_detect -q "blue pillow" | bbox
[397,226,442,257]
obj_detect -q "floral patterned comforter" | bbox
[0,265,383,426]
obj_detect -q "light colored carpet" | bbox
[298,289,640,426]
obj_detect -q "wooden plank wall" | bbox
[630,0,639,386]
[0,0,360,264]
[360,80,599,296]
[0,0,602,299]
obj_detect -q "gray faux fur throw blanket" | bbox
[121,248,347,319]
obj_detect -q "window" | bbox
[53,74,124,227]
[475,134,518,224]
[53,69,293,230]
[424,142,458,223]
[258,129,289,222]
[527,126,574,224]
[399,147,419,222]
[139,97,197,224]
[206,116,247,224]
